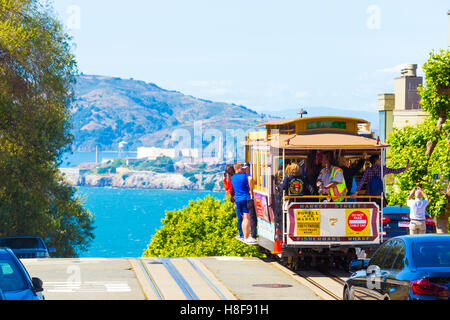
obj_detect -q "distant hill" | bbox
[70,75,380,152]
[70,75,271,151]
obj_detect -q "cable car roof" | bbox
[245,133,389,150]
[256,116,370,128]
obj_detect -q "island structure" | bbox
[59,146,229,191]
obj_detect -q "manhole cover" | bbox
[252,284,293,288]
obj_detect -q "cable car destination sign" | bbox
[288,202,379,245]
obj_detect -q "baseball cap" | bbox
[242,162,250,169]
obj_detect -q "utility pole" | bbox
[297,108,308,118]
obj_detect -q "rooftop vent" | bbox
[400,64,417,77]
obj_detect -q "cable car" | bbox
[244,116,388,269]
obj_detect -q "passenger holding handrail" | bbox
[316,152,347,202]
[243,162,257,245]
[276,162,315,200]
[338,152,368,199]
[350,154,410,206]
[232,162,251,243]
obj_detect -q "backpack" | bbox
[369,174,383,196]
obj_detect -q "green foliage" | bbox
[386,50,450,222]
[419,50,450,120]
[386,110,449,218]
[131,156,174,172]
[43,181,95,257]
[0,0,94,256]
[143,196,264,258]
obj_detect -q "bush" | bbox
[143,196,264,258]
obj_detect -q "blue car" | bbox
[344,234,450,300]
[0,237,55,259]
[0,248,44,300]
[382,206,436,241]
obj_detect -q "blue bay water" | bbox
[75,187,225,258]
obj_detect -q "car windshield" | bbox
[0,238,43,249]
[412,241,450,268]
[0,252,28,291]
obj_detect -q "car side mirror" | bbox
[349,259,369,272]
[32,277,44,293]
[48,247,56,254]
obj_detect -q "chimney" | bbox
[400,64,417,77]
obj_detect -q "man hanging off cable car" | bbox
[316,151,347,202]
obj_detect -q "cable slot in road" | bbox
[159,257,199,300]
[137,258,164,300]
[185,258,228,300]
[295,270,342,300]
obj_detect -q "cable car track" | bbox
[295,270,343,300]
[137,257,165,300]
[134,257,230,300]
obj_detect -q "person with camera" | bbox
[407,186,429,235]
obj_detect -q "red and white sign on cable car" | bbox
[347,211,368,232]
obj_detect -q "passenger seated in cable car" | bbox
[276,162,315,201]
[316,151,347,202]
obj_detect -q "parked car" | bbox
[0,248,44,300]
[382,206,436,241]
[344,234,450,300]
[0,237,55,259]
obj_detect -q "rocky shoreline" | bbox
[59,168,224,191]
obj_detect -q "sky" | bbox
[51,0,449,115]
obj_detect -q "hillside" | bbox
[71,75,271,151]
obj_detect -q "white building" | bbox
[137,147,201,161]
[137,147,176,160]
[378,64,427,142]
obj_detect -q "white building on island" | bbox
[137,147,201,162]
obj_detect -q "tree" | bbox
[0,0,95,256]
[143,196,263,258]
[386,118,449,228]
[387,49,450,233]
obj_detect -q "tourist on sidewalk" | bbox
[407,186,429,235]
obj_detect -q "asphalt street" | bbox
[22,257,343,300]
